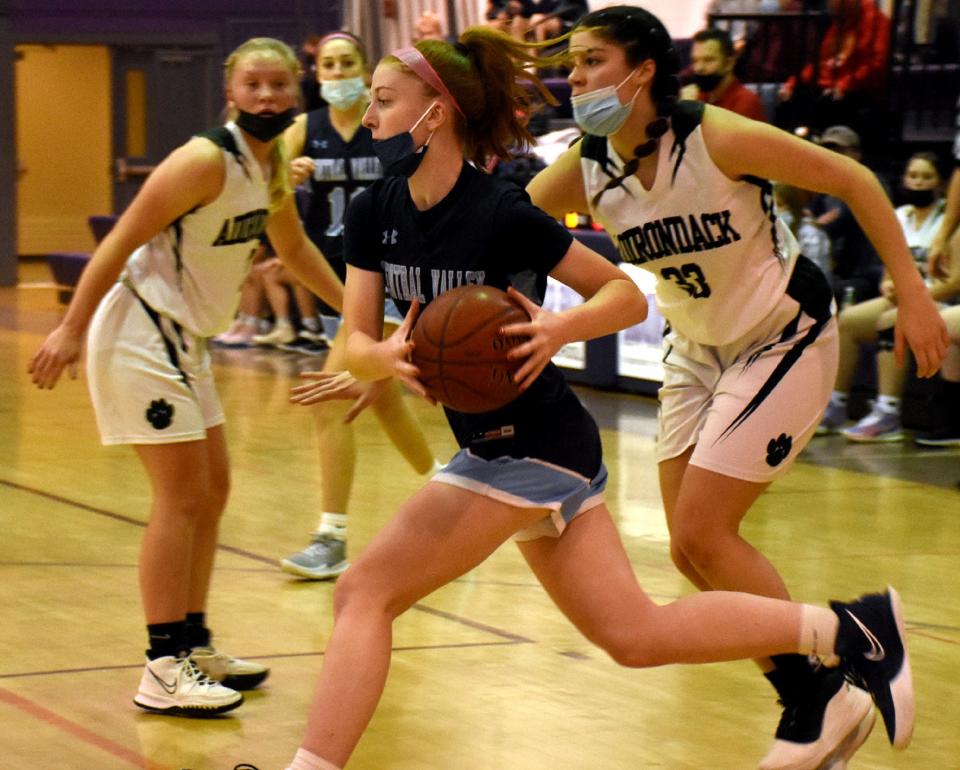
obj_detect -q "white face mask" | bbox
[320,76,367,110]
[571,70,640,136]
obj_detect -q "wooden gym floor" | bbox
[1,264,958,769]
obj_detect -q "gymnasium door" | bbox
[111,46,217,213]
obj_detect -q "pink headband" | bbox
[394,47,465,118]
[318,32,362,50]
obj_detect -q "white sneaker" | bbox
[189,646,270,690]
[759,672,874,770]
[253,322,296,347]
[133,655,243,716]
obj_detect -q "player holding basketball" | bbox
[28,38,344,716]
[527,6,947,768]
[279,29,440,581]
[280,25,921,770]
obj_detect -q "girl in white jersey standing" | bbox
[528,7,948,768]
[28,38,344,717]
[276,26,920,770]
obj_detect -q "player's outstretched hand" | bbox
[895,291,949,378]
[28,325,82,389]
[502,286,564,392]
[290,371,389,423]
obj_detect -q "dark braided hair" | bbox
[573,6,681,206]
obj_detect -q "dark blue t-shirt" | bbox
[301,107,381,268]
[344,162,602,477]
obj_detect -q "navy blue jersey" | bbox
[344,162,602,477]
[301,107,381,268]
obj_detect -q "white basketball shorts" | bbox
[86,282,224,445]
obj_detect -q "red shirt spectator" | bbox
[698,78,767,121]
[681,28,767,122]
[786,0,890,101]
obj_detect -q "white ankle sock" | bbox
[876,395,900,413]
[287,747,340,770]
[831,391,848,407]
[317,511,347,540]
[798,604,840,666]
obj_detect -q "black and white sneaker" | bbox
[278,335,330,357]
[831,587,914,749]
[759,667,874,769]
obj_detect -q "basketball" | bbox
[410,285,530,413]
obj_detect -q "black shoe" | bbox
[913,426,960,447]
[278,335,330,356]
[831,586,914,749]
[759,665,874,769]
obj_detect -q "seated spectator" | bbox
[818,152,958,440]
[413,11,445,42]
[808,125,884,304]
[927,99,960,273]
[738,0,823,84]
[680,27,767,121]
[299,34,324,112]
[778,0,890,146]
[914,305,960,446]
[527,0,589,44]
[485,0,534,40]
[251,256,327,353]
[212,241,271,348]
[774,181,832,282]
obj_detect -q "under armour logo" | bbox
[382,229,398,245]
[146,399,175,430]
[310,139,328,149]
[765,433,792,467]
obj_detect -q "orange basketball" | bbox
[410,285,530,413]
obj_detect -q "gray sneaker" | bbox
[281,535,349,580]
[816,399,848,435]
[842,405,903,443]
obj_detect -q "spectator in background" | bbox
[485,0,534,40]
[300,34,325,112]
[778,0,890,143]
[774,181,832,281]
[528,0,589,44]
[927,97,960,277]
[738,0,824,84]
[413,10,446,42]
[808,125,884,304]
[818,152,956,440]
[680,27,767,120]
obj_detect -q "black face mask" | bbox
[901,188,936,208]
[693,73,724,93]
[235,109,296,142]
[373,131,430,178]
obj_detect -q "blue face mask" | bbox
[372,102,437,177]
[320,76,367,111]
[571,71,640,136]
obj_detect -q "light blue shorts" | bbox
[433,449,608,541]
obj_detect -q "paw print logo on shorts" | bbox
[765,433,792,467]
[145,399,175,430]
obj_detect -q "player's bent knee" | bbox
[332,566,410,622]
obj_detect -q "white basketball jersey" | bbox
[581,103,800,346]
[123,122,270,337]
